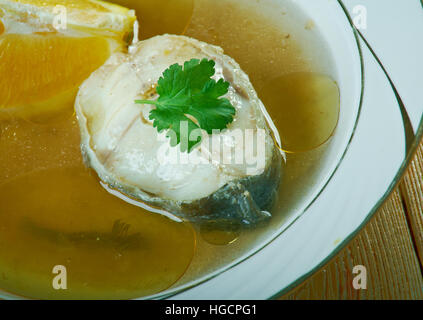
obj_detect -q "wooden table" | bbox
[281,138,423,299]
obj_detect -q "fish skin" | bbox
[75,35,283,228]
[101,150,282,229]
[178,151,282,228]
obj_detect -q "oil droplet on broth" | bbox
[199,225,239,246]
[0,168,196,299]
[111,0,194,40]
[259,73,340,153]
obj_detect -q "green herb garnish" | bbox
[135,58,236,152]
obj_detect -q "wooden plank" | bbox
[281,189,423,299]
[400,142,423,266]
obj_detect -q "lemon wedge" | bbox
[0,0,136,120]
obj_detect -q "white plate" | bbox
[155,0,423,299]
[1,0,421,300]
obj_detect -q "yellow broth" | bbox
[0,118,195,299]
[0,0,339,298]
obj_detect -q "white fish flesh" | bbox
[75,35,283,228]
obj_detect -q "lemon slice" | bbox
[0,0,136,120]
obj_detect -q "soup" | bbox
[0,0,339,299]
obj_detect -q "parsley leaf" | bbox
[135,58,236,152]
